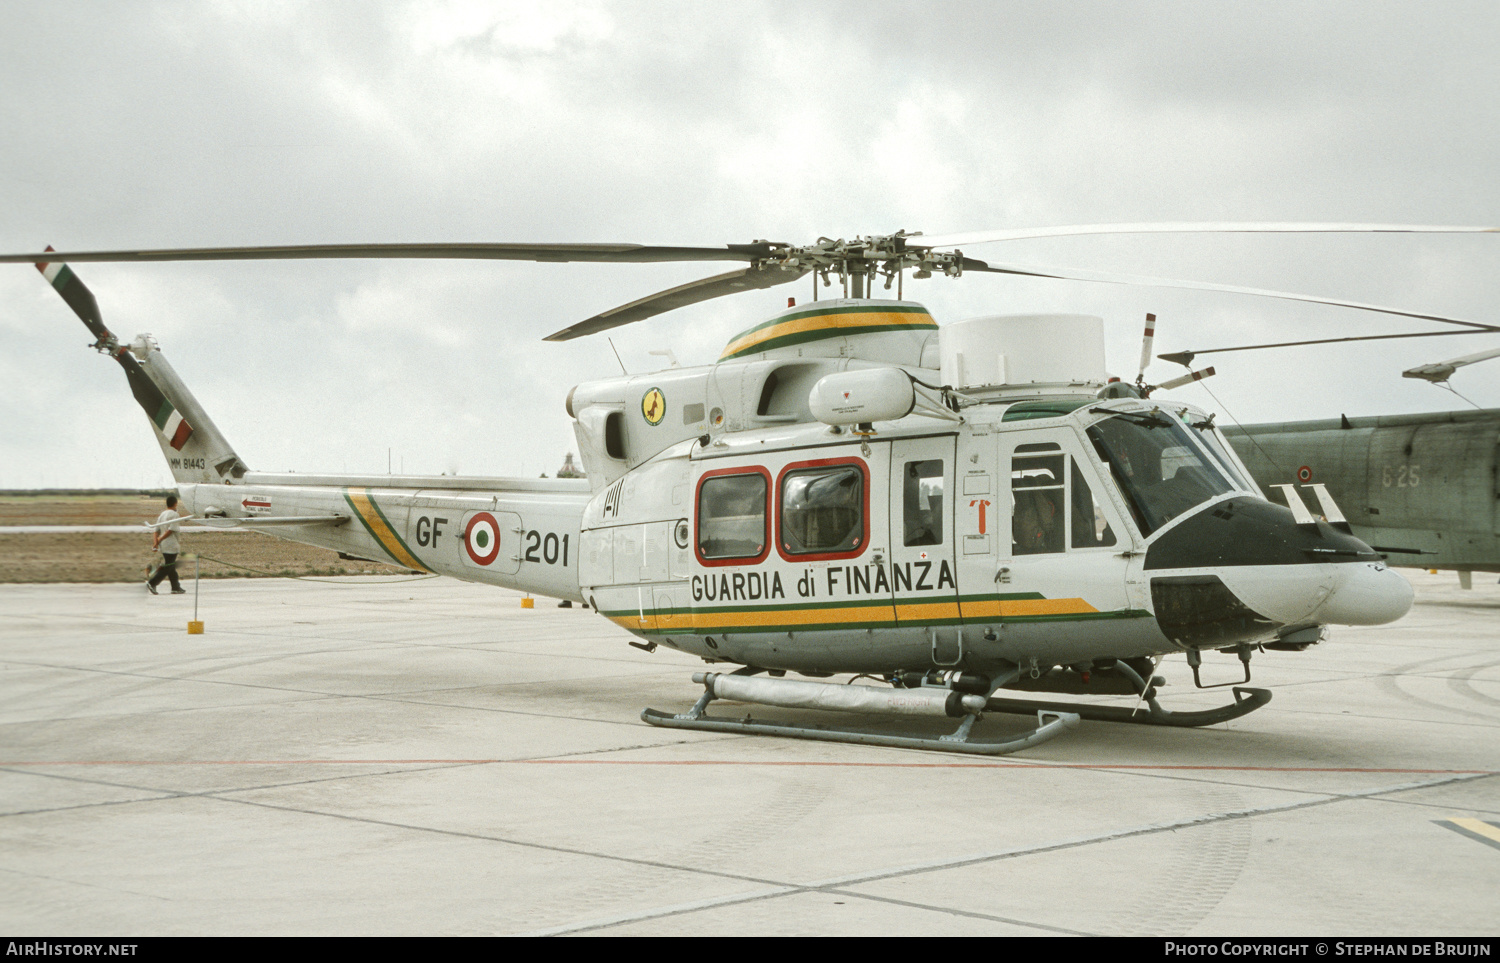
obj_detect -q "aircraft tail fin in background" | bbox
[36,248,248,486]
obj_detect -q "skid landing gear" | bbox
[984,661,1271,727]
[644,660,1272,754]
[642,668,1079,756]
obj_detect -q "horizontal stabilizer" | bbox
[196,514,349,528]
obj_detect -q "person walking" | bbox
[147,494,186,595]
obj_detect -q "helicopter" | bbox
[5,222,1493,756]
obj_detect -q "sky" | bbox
[2,0,1497,488]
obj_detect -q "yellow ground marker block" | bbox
[1447,817,1500,841]
[187,621,204,634]
[521,597,534,609]
[1442,817,1500,849]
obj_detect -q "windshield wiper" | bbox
[1089,406,1173,428]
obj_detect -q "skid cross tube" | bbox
[983,660,1271,728]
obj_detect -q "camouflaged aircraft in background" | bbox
[1228,408,1500,589]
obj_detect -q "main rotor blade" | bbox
[0,241,776,265]
[960,258,1500,332]
[1403,345,1500,382]
[911,222,1498,250]
[1158,329,1495,366]
[544,262,812,342]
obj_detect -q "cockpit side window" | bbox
[1009,452,1118,554]
[1011,453,1065,555]
[696,469,770,564]
[1087,415,1235,536]
[1071,460,1118,548]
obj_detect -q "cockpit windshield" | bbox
[1185,419,1257,492]
[1086,411,1237,536]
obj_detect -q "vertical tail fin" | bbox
[37,248,247,485]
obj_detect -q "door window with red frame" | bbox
[697,472,768,561]
[780,465,864,555]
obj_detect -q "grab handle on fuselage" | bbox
[1301,483,1353,533]
[1270,484,1317,527]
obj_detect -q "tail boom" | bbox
[177,476,590,601]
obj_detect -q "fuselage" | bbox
[576,391,1412,676]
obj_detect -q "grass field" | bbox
[0,493,411,583]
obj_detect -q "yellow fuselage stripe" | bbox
[960,598,1100,618]
[606,597,1099,633]
[347,489,429,572]
[721,310,935,358]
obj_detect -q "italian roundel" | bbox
[464,512,502,566]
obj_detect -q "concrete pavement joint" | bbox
[807,771,1491,889]
[0,761,486,818]
[202,792,800,891]
[0,865,174,903]
[0,656,678,732]
[510,771,1490,936]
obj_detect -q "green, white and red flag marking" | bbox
[35,246,194,451]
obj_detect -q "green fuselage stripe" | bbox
[602,603,1152,635]
[342,489,429,571]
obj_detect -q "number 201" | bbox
[522,531,568,566]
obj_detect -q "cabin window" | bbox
[903,459,944,547]
[696,470,769,563]
[778,461,866,557]
[1087,414,1235,535]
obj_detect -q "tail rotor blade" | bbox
[1154,366,1217,391]
[1137,313,1157,381]
[35,246,113,345]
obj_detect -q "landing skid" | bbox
[641,706,1079,756]
[642,669,1079,756]
[985,662,1271,728]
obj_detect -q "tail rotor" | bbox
[34,247,245,481]
[1133,313,1217,397]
